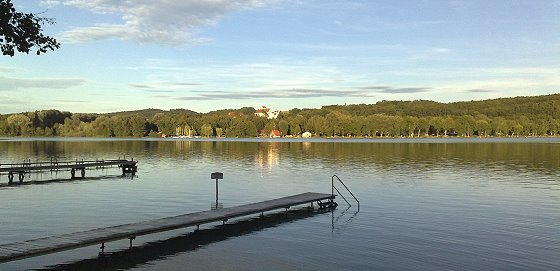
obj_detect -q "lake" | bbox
[0,138,559,270]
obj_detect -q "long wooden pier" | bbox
[0,192,336,263]
[0,159,137,184]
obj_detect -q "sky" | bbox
[0,0,559,114]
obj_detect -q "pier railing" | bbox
[331,175,360,210]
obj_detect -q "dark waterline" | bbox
[3,136,560,143]
[0,139,559,270]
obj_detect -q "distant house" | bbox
[302,131,312,138]
[267,110,280,119]
[254,106,280,119]
[255,106,269,118]
[269,130,282,138]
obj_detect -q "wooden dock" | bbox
[0,192,336,263]
[0,159,137,184]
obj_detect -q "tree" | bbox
[5,114,31,135]
[129,115,148,137]
[200,124,213,137]
[91,116,113,137]
[278,120,289,136]
[215,127,224,137]
[1,0,60,56]
[290,120,302,135]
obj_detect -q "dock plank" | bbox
[0,192,335,263]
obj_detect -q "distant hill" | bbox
[206,107,256,115]
[312,93,560,118]
[2,94,559,120]
[3,93,560,138]
[105,108,198,118]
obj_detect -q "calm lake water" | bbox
[0,138,559,270]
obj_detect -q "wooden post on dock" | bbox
[211,172,224,206]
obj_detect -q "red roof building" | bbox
[269,129,282,138]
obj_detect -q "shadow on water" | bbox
[36,207,335,271]
[0,174,136,188]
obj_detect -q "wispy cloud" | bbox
[466,89,495,93]
[129,82,202,94]
[130,82,201,90]
[145,90,177,93]
[48,0,278,45]
[0,96,26,105]
[356,86,431,94]
[0,76,86,91]
[152,95,172,99]
[129,84,151,89]
[176,88,375,101]
[53,99,87,103]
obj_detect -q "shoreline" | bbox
[1,136,560,143]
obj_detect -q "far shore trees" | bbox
[1,94,560,138]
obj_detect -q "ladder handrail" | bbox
[333,185,351,206]
[332,175,359,210]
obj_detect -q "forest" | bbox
[1,94,560,138]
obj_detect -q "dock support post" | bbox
[81,168,86,178]
[70,168,75,179]
[18,172,24,183]
[8,172,13,184]
[100,243,105,254]
[128,236,136,249]
[215,178,219,205]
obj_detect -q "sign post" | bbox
[211,172,223,206]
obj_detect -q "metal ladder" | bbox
[331,175,360,211]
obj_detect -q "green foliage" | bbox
[2,94,560,138]
[200,124,213,137]
[4,114,31,136]
[278,120,289,136]
[215,127,224,137]
[0,0,60,56]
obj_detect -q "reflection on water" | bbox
[0,174,135,188]
[37,207,330,271]
[1,139,560,173]
[0,138,559,271]
[255,142,280,170]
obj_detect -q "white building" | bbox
[254,106,280,119]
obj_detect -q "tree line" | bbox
[1,94,560,138]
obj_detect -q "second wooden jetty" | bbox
[0,192,337,263]
[0,159,137,184]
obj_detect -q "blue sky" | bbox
[1,0,559,113]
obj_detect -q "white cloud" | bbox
[48,0,278,45]
[0,76,86,91]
